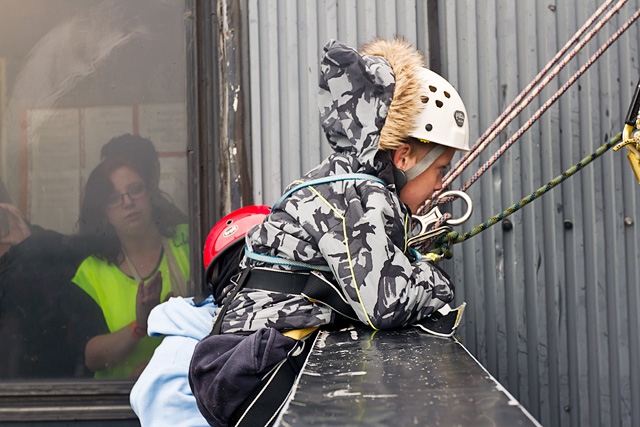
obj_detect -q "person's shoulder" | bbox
[77,253,108,268]
[4,225,62,258]
[72,255,110,298]
[74,254,113,282]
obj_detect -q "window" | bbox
[0,0,196,422]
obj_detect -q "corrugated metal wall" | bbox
[240,1,640,426]
[243,0,438,203]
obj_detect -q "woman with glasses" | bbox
[72,134,189,378]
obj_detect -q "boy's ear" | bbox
[392,143,412,170]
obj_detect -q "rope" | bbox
[456,7,640,194]
[428,133,622,258]
[416,3,639,255]
[439,0,629,193]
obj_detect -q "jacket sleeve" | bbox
[316,184,454,330]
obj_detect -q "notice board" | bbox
[24,103,187,233]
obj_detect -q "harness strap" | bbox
[210,267,358,335]
[274,173,385,207]
[405,145,446,181]
[210,268,251,335]
[245,268,358,321]
[245,268,310,293]
[244,248,333,272]
[230,330,319,427]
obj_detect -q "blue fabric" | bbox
[130,296,217,427]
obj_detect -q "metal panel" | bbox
[441,1,640,427]
[279,327,542,426]
[245,0,433,204]
[243,1,640,426]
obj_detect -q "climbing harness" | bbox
[233,266,359,321]
[273,173,385,207]
[212,173,389,336]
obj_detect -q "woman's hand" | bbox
[85,271,171,373]
[136,271,163,330]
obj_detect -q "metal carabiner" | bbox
[408,190,473,248]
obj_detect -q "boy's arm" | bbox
[320,189,453,330]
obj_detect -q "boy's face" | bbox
[397,147,456,214]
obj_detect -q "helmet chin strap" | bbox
[404,145,447,181]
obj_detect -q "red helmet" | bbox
[203,205,270,278]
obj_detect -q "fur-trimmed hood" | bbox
[318,38,425,170]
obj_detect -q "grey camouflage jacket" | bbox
[218,39,454,333]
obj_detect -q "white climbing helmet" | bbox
[409,68,470,152]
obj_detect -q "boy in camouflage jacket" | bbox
[189,37,471,426]
[214,38,469,334]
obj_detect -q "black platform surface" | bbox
[277,326,541,426]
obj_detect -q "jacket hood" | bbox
[318,38,426,170]
[147,296,217,340]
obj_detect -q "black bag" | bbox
[189,327,298,427]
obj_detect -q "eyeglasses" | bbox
[106,182,147,208]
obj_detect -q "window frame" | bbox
[0,381,138,422]
[0,0,220,422]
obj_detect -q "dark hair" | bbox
[100,134,161,189]
[77,135,186,264]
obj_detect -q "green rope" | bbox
[430,132,622,258]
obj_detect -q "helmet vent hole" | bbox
[429,85,437,92]
[444,91,451,98]
[425,124,433,131]
[436,100,443,108]
[226,219,233,225]
[421,96,429,104]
